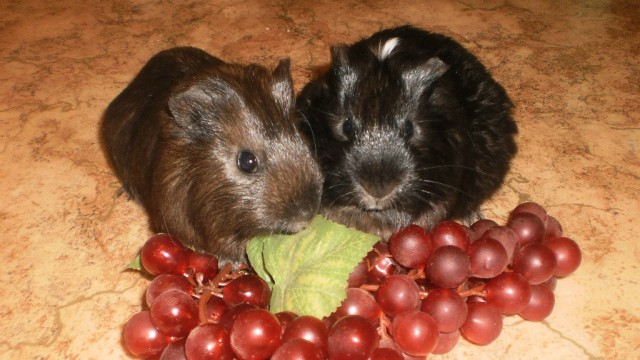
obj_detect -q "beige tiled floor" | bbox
[1,1,638,359]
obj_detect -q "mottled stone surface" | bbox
[0,1,638,359]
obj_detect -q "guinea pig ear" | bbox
[271,59,294,113]
[330,44,358,96]
[168,82,218,139]
[330,44,350,67]
[402,57,449,99]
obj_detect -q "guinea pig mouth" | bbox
[357,191,397,211]
[354,177,404,211]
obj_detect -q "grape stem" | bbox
[196,262,233,325]
[407,268,426,280]
[378,312,393,341]
[198,289,213,325]
[184,268,198,287]
[457,284,486,298]
[359,284,380,292]
[359,276,485,299]
[208,263,233,288]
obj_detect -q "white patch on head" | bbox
[376,37,401,60]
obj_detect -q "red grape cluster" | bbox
[122,202,581,359]
[336,201,582,357]
[123,233,286,359]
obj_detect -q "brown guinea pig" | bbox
[297,25,518,239]
[101,46,322,264]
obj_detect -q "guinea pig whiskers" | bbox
[297,111,318,156]
[415,164,501,179]
[159,208,170,235]
[307,106,340,120]
[415,178,475,200]
[325,185,360,209]
[410,186,446,206]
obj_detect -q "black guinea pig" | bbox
[101,47,322,264]
[297,25,518,239]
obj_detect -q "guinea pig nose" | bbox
[360,178,401,199]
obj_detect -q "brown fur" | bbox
[101,47,322,263]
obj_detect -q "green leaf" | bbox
[126,253,143,271]
[246,215,379,318]
[245,235,274,287]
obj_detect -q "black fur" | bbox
[297,25,518,238]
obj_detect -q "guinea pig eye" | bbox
[237,150,259,173]
[403,120,414,138]
[342,118,354,139]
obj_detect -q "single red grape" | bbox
[510,201,548,226]
[543,276,557,291]
[367,256,400,284]
[347,259,368,288]
[375,275,420,317]
[334,288,382,325]
[512,242,558,284]
[470,218,499,242]
[430,220,471,251]
[421,287,467,333]
[484,272,532,315]
[327,315,378,360]
[391,310,439,356]
[370,347,404,360]
[230,309,282,360]
[145,274,194,308]
[425,246,470,289]
[185,249,218,282]
[271,338,324,360]
[321,312,340,330]
[519,284,555,321]
[140,233,188,276]
[185,323,233,360]
[159,337,186,360]
[220,303,258,331]
[365,242,402,284]
[389,224,433,269]
[468,237,509,278]
[430,220,470,251]
[545,215,563,240]
[122,311,169,358]
[508,212,545,246]
[223,274,271,308]
[282,315,328,356]
[205,295,228,324]
[460,302,503,345]
[480,225,520,262]
[544,236,581,277]
[432,330,460,355]
[149,289,199,338]
[466,295,487,305]
[275,311,299,335]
